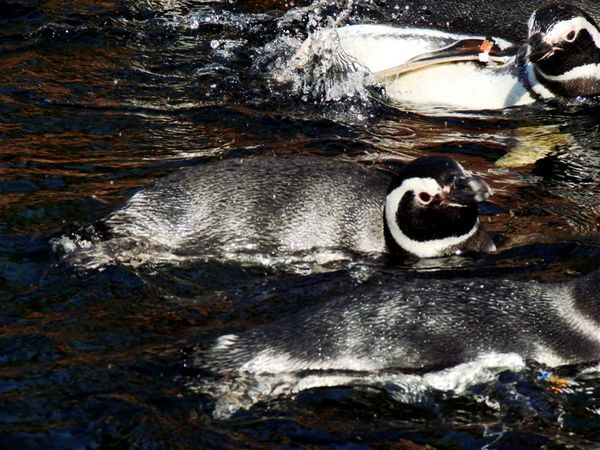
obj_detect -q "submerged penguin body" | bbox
[105,156,390,261]
[58,155,493,269]
[207,271,600,375]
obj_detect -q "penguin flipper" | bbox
[374,38,515,80]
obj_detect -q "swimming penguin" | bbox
[205,269,600,375]
[61,155,494,268]
[288,3,600,110]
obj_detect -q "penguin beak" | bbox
[443,176,492,206]
[528,32,557,62]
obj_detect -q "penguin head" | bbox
[527,3,600,98]
[384,156,492,258]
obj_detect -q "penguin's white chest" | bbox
[292,25,539,110]
[384,63,535,110]
[333,28,447,73]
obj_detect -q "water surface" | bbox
[2,0,600,448]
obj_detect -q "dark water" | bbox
[3,0,600,448]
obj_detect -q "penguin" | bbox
[287,3,600,110]
[59,155,494,269]
[527,2,600,98]
[205,269,600,375]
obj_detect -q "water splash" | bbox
[192,352,526,419]
[279,27,377,104]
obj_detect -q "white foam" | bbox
[197,352,526,419]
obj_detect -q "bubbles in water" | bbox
[273,27,377,105]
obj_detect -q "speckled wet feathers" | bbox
[104,156,391,257]
[205,275,600,373]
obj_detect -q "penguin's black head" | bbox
[527,3,600,97]
[384,156,493,258]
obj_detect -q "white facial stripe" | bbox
[392,177,442,198]
[536,63,600,82]
[546,17,600,47]
[454,160,468,177]
[527,11,536,36]
[392,219,479,257]
[385,177,479,258]
[552,286,600,348]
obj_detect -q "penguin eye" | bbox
[418,192,432,204]
[564,29,577,42]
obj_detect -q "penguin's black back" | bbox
[382,0,600,41]
[206,275,600,373]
